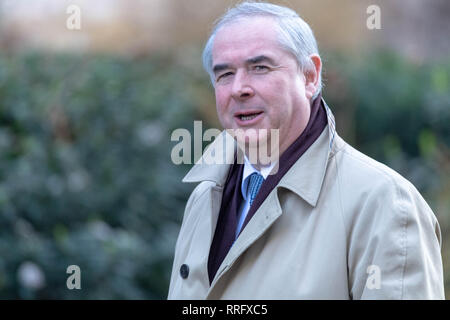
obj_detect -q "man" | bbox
[168,2,444,299]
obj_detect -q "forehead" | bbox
[212,17,284,64]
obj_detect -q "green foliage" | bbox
[0,52,206,299]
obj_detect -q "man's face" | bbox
[212,17,315,158]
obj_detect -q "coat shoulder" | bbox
[333,140,437,228]
[336,141,421,200]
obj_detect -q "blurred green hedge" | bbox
[0,50,449,299]
[0,52,207,299]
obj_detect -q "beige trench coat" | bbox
[168,103,445,299]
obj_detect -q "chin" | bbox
[234,128,271,148]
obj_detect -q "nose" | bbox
[231,70,254,100]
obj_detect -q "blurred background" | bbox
[0,0,449,299]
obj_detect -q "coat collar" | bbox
[182,129,237,187]
[182,98,343,207]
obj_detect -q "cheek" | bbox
[260,80,292,114]
[261,76,291,101]
[215,88,232,127]
[215,88,229,112]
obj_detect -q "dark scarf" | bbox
[207,94,328,284]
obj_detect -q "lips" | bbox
[234,110,264,126]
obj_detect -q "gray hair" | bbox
[202,1,322,99]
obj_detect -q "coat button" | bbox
[180,264,189,279]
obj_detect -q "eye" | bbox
[252,65,269,73]
[217,72,234,82]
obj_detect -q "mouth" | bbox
[234,110,264,125]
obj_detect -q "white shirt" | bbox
[235,156,277,238]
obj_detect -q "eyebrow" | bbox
[213,63,230,74]
[212,55,277,74]
[246,55,276,65]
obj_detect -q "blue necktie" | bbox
[247,172,264,206]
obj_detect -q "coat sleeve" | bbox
[347,176,445,300]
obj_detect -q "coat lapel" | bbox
[207,188,282,293]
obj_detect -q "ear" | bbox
[304,54,322,100]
